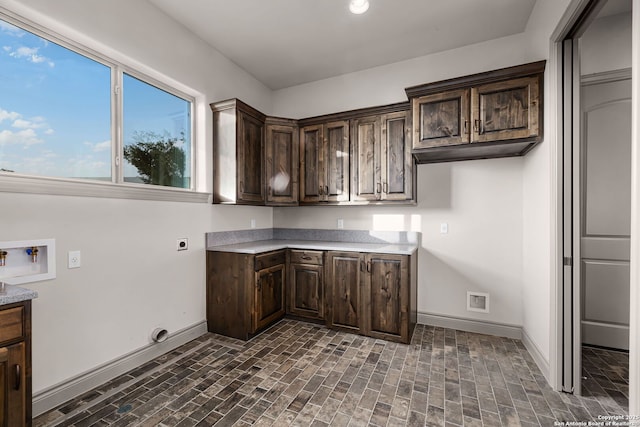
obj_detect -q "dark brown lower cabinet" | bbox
[0,301,31,427]
[363,254,411,342]
[287,250,324,320]
[254,262,286,332]
[326,251,416,343]
[207,248,416,344]
[325,251,362,334]
[206,250,286,340]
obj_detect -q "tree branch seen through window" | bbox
[123,131,186,187]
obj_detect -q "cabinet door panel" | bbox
[381,111,413,201]
[326,252,361,332]
[0,342,25,427]
[254,264,285,332]
[324,121,350,202]
[364,254,409,342]
[266,124,299,205]
[237,111,265,203]
[471,76,540,143]
[299,125,323,203]
[0,347,6,427]
[289,263,323,319]
[412,89,470,148]
[351,116,381,201]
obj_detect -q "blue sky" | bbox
[0,19,190,183]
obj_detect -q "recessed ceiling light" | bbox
[349,0,369,14]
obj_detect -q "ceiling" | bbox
[149,0,538,90]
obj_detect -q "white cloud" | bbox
[12,118,46,129]
[0,109,20,123]
[44,129,55,135]
[6,45,55,67]
[0,128,43,147]
[84,140,111,153]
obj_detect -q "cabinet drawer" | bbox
[0,306,24,344]
[254,250,286,271]
[289,250,323,265]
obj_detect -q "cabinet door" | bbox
[266,123,299,205]
[471,76,540,143]
[362,254,409,343]
[237,110,265,204]
[324,121,350,202]
[0,342,26,427]
[412,89,470,149]
[299,125,324,203]
[325,251,361,333]
[351,116,382,202]
[253,264,286,332]
[381,111,413,201]
[288,263,324,319]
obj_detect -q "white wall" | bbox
[0,0,273,394]
[274,160,524,325]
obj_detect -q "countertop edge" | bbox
[0,285,38,307]
[206,240,418,256]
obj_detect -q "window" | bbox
[0,16,195,193]
[123,74,192,189]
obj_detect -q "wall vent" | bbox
[467,291,490,313]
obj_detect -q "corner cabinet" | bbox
[211,99,266,205]
[0,302,31,427]
[206,250,285,340]
[407,61,545,163]
[265,118,299,206]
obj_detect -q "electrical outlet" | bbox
[250,219,256,229]
[337,219,344,229]
[68,250,81,269]
[440,223,448,234]
[177,238,188,251]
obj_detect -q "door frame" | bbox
[550,0,640,412]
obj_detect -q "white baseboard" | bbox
[32,320,208,417]
[522,327,551,382]
[417,311,522,339]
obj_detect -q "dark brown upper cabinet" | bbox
[299,121,350,204]
[211,99,266,205]
[406,61,545,164]
[351,109,414,202]
[412,88,470,149]
[471,76,540,143]
[265,117,299,206]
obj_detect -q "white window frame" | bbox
[0,9,208,203]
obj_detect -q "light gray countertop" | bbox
[0,284,38,306]
[207,239,418,255]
